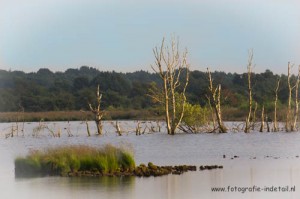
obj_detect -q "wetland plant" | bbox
[15,145,135,177]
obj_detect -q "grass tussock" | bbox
[15,145,135,177]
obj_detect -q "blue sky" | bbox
[0,0,299,74]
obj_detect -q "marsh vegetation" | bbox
[15,145,135,177]
[14,142,218,178]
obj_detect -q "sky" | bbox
[0,0,299,74]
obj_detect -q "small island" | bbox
[14,145,222,178]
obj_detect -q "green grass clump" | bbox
[15,145,135,177]
[119,152,135,171]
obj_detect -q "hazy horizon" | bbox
[1,0,299,75]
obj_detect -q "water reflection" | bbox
[2,164,300,199]
[12,176,135,199]
[66,176,135,190]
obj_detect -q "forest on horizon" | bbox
[0,66,296,121]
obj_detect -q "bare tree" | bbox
[205,94,216,130]
[245,50,254,133]
[252,102,258,130]
[292,65,300,131]
[149,37,189,135]
[88,85,104,135]
[266,114,270,132]
[114,121,122,136]
[273,78,281,132]
[85,120,91,137]
[135,121,142,135]
[259,105,265,132]
[286,62,295,132]
[206,68,227,133]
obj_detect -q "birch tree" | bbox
[149,37,189,135]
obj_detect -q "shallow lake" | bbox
[1,121,300,199]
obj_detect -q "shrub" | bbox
[182,103,209,127]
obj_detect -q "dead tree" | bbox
[259,105,265,132]
[205,94,216,130]
[266,115,270,132]
[273,78,281,132]
[293,65,300,131]
[136,122,141,135]
[286,62,295,132]
[252,102,258,130]
[115,121,122,136]
[206,68,227,133]
[245,50,254,133]
[88,85,104,135]
[156,121,161,132]
[149,37,189,135]
[85,120,91,137]
[66,121,73,137]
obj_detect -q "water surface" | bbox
[1,121,300,199]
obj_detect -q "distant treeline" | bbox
[0,66,294,114]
